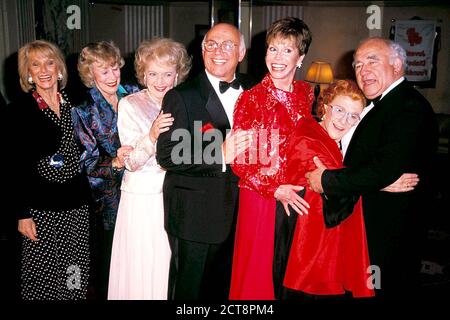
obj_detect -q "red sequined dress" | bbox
[229,74,313,300]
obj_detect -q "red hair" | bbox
[316,79,366,118]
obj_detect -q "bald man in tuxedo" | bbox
[156,23,254,299]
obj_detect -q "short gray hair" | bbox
[388,41,407,71]
[353,37,407,72]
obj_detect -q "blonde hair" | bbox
[135,37,192,87]
[18,40,67,92]
[78,41,125,88]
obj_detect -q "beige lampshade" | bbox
[305,61,334,84]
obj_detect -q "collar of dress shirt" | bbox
[341,78,405,158]
[204,69,242,130]
[378,76,405,102]
[361,77,405,118]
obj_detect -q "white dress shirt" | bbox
[205,69,243,128]
[205,70,244,171]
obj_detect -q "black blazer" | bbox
[156,72,254,244]
[9,93,91,218]
[322,80,439,287]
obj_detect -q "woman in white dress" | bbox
[108,38,191,300]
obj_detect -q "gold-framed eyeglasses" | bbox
[328,105,361,126]
[203,40,238,53]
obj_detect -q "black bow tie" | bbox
[219,79,240,93]
[366,95,381,106]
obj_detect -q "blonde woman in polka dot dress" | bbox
[12,40,91,300]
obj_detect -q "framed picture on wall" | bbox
[391,18,441,88]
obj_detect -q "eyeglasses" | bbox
[328,105,361,126]
[203,40,238,53]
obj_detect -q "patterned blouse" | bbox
[72,84,139,230]
[231,73,314,199]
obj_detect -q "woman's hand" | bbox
[115,145,134,168]
[18,218,38,241]
[274,184,310,216]
[381,173,419,193]
[150,111,174,143]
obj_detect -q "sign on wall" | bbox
[394,20,437,82]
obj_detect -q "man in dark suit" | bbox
[156,23,254,299]
[306,37,439,298]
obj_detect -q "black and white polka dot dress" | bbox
[16,91,90,300]
[21,205,90,300]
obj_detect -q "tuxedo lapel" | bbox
[205,90,231,130]
[344,81,408,162]
[198,72,231,131]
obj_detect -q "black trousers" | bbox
[168,231,235,300]
[89,203,114,300]
[273,200,299,300]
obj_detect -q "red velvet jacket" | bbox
[283,117,374,297]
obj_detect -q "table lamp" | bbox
[305,61,334,119]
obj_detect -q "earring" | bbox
[27,75,33,84]
[57,72,63,81]
[174,74,179,87]
[297,62,302,69]
[321,109,326,121]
